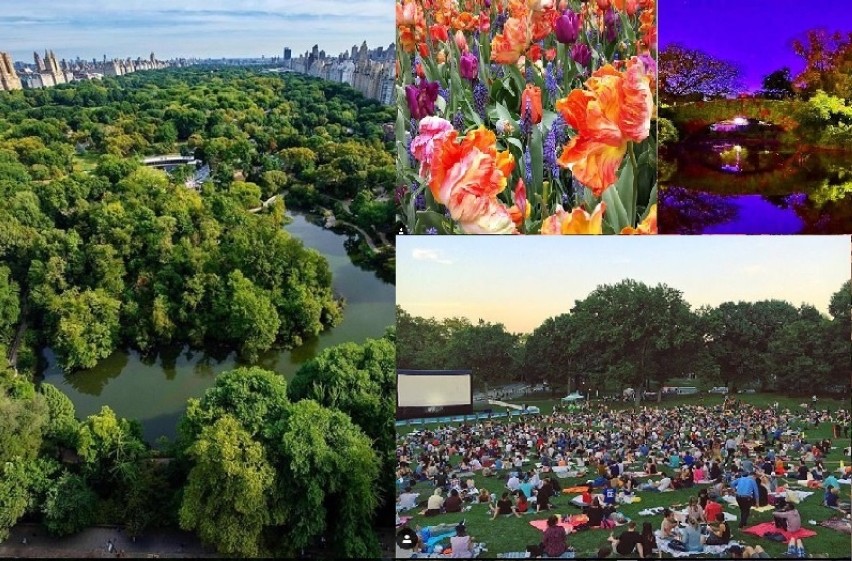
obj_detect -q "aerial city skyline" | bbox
[0,41,395,105]
[1,0,393,61]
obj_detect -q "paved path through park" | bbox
[0,524,219,558]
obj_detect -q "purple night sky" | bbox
[660,0,852,92]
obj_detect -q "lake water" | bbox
[39,213,396,442]
[660,123,852,234]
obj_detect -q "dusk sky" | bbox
[1,0,393,62]
[661,0,852,92]
[397,236,849,334]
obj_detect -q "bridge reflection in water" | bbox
[660,117,852,234]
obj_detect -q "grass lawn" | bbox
[397,394,851,558]
[72,152,100,173]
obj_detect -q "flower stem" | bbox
[628,141,639,225]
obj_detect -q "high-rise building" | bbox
[283,47,291,60]
[0,52,22,91]
[34,51,45,72]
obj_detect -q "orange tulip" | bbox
[554,57,653,196]
[613,0,639,15]
[430,24,449,42]
[620,204,657,234]
[508,179,530,227]
[454,29,468,52]
[540,202,606,234]
[396,0,425,54]
[521,84,543,124]
[429,127,517,234]
[490,16,531,64]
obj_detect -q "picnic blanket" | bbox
[752,505,775,512]
[742,522,817,541]
[496,553,531,558]
[563,486,590,493]
[638,507,666,516]
[675,509,737,523]
[819,517,852,534]
[397,516,412,527]
[529,514,589,532]
[654,532,743,558]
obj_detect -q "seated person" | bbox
[824,485,840,508]
[677,517,704,553]
[540,515,569,559]
[640,522,657,557]
[704,512,731,545]
[580,485,593,506]
[507,473,520,491]
[397,486,419,511]
[518,477,534,501]
[796,461,809,481]
[660,508,678,539]
[449,523,475,558]
[704,499,722,524]
[685,496,705,523]
[491,491,520,519]
[515,490,530,514]
[586,497,606,528]
[773,502,801,532]
[444,489,463,513]
[536,479,554,512]
[657,472,674,491]
[607,521,644,557]
[774,458,787,477]
[823,473,840,491]
[602,481,617,507]
[424,488,444,517]
[729,544,770,559]
[477,488,491,503]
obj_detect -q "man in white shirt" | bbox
[507,474,520,491]
[397,487,419,511]
[658,474,673,492]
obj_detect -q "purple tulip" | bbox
[604,9,619,43]
[405,80,440,120]
[571,43,592,69]
[459,51,479,81]
[554,9,581,44]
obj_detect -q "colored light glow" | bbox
[732,117,748,126]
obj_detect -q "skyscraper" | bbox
[0,52,22,91]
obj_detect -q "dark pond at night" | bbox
[38,213,396,443]
[660,118,852,234]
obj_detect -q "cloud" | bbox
[412,249,454,265]
[3,0,393,60]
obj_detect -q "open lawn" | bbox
[72,152,100,173]
[396,394,851,558]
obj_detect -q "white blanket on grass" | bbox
[654,532,743,558]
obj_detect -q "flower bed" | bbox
[395,0,658,234]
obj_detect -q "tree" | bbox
[288,336,395,479]
[0,461,31,541]
[179,366,290,444]
[701,300,800,392]
[0,392,48,464]
[76,406,147,487]
[0,265,19,343]
[792,29,852,100]
[42,472,98,536]
[179,415,274,557]
[49,288,121,371]
[524,313,593,392]
[568,280,699,395]
[659,44,743,101]
[760,67,795,99]
[40,383,79,448]
[220,271,281,361]
[270,399,380,558]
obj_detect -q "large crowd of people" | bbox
[396,397,850,558]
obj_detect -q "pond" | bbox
[39,213,396,443]
[660,121,852,234]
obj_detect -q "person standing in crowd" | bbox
[732,470,760,527]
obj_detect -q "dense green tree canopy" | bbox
[399,279,848,398]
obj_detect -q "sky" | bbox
[660,0,852,92]
[0,0,393,62]
[397,236,850,334]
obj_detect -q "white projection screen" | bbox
[397,370,473,419]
